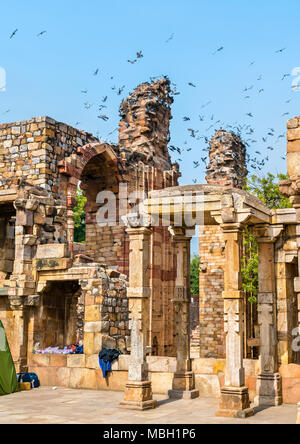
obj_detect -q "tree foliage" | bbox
[242,228,259,304]
[242,173,291,303]
[190,255,200,295]
[73,188,87,243]
[244,173,292,210]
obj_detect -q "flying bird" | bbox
[98,114,109,121]
[37,31,47,37]
[188,82,196,88]
[165,33,175,43]
[93,69,99,76]
[10,29,18,39]
[136,51,143,59]
[276,47,286,53]
[213,46,224,55]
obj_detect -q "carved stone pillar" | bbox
[8,302,28,373]
[255,225,282,406]
[293,197,300,343]
[120,227,157,411]
[168,227,199,399]
[216,221,254,418]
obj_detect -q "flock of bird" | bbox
[4,28,295,185]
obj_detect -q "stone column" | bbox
[120,227,157,410]
[168,227,199,399]
[255,225,282,406]
[216,222,254,418]
[293,197,300,347]
[8,303,28,373]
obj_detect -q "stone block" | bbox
[287,152,300,178]
[147,356,169,373]
[16,210,33,227]
[84,321,102,333]
[67,354,86,368]
[36,244,68,259]
[69,368,97,390]
[30,354,50,367]
[49,354,67,368]
[85,305,101,322]
[86,354,99,369]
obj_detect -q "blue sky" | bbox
[0,0,299,189]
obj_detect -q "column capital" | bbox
[168,226,195,241]
[126,226,152,237]
[254,224,284,243]
[220,222,244,234]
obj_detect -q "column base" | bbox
[216,387,254,418]
[255,373,283,407]
[168,371,199,399]
[120,381,157,411]
[168,389,199,399]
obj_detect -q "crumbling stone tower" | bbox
[119,78,173,170]
[196,130,248,358]
[206,130,248,189]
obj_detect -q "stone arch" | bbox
[58,143,124,251]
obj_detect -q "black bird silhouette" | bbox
[213,46,224,55]
[37,31,47,37]
[98,114,109,121]
[10,29,18,39]
[276,48,286,53]
[188,82,196,88]
[136,51,143,59]
[93,69,99,76]
[127,59,137,64]
[165,33,175,43]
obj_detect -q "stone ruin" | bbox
[1,79,300,418]
[206,130,248,189]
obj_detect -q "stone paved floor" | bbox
[0,387,297,424]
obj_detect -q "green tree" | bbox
[190,255,200,295]
[244,173,292,210]
[241,228,259,304]
[73,188,87,243]
[242,173,291,303]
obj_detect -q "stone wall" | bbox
[27,353,300,404]
[0,117,98,196]
[198,225,225,358]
